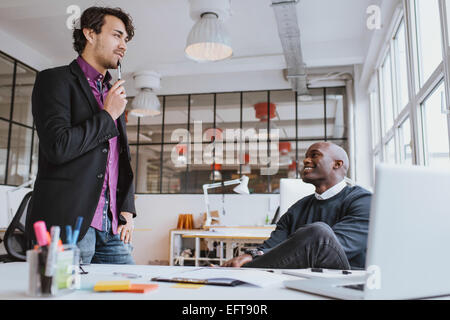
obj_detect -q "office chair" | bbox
[0,191,33,263]
[271,206,280,224]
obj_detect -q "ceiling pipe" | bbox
[271,0,308,95]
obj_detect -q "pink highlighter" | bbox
[33,221,49,247]
[33,220,53,294]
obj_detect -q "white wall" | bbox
[132,193,279,265]
[352,64,374,189]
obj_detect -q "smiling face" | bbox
[84,14,128,70]
[301,143,334,183]
[300,142,348,190]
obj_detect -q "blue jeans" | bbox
[77,213,135,265]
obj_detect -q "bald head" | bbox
[301,142,350,189]
[319,142,349,175]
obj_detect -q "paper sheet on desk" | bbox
[164,268,289,287]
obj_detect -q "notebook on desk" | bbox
[152,267,288,287]
[152,275,244,286]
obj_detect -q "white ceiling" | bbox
[0,0,374,78]
[0,0,376,161]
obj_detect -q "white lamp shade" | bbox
[185,13,232,62]
[131,88,161,117]
[233,175,249,194]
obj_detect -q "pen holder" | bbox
[27,245,81,297]
[55,245,81,292]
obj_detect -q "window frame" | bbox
[128,88,349,194]
[0,50,38,186]
[369,1,450,180]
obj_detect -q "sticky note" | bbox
[116,284,159,293]
[94,280,131,291]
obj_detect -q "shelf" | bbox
[170,228,268,266]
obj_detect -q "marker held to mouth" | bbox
[117,60,122,80]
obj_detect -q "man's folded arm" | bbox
[32,70,119,165]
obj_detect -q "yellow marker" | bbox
[94,280,131,291]
[171,283,204,289]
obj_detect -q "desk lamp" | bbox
[202,175,249,228]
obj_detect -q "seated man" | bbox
[221,141,372,270]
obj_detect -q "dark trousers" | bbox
[243,222,351,269]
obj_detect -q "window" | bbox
[420,81,450,168]
[0,120,8,183]
[393,20,409,112]
[0,53,15,184]
[12,63,36,127]
[0,54,14,120]
[0,51,37,186]
[380,54,395,133]
[371,3,450,180]
[127,88,349,194]
[369,89,381,147]
[398,117,413,164]
[446,0,450,45]
[414,0,443,87]
[296,88,326,139]
[216,92,241,183]
[325,87,347,140]
[384,137,396,164]
[161,95,188,193]
[7,125,33,185]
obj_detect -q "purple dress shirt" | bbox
[76,56,120,235]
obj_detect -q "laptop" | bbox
[284,164,450,299]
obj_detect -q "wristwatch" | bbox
[244,249,264,259]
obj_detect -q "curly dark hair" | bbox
[72,6,135,55]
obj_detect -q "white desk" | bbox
[0,262,324,300]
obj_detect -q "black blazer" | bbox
[25,59,136,243]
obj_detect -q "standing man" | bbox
[26,7,137,264]
[221,142,372,270]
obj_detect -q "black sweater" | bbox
[259,185,372,269]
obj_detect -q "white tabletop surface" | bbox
[0,262,326,300]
